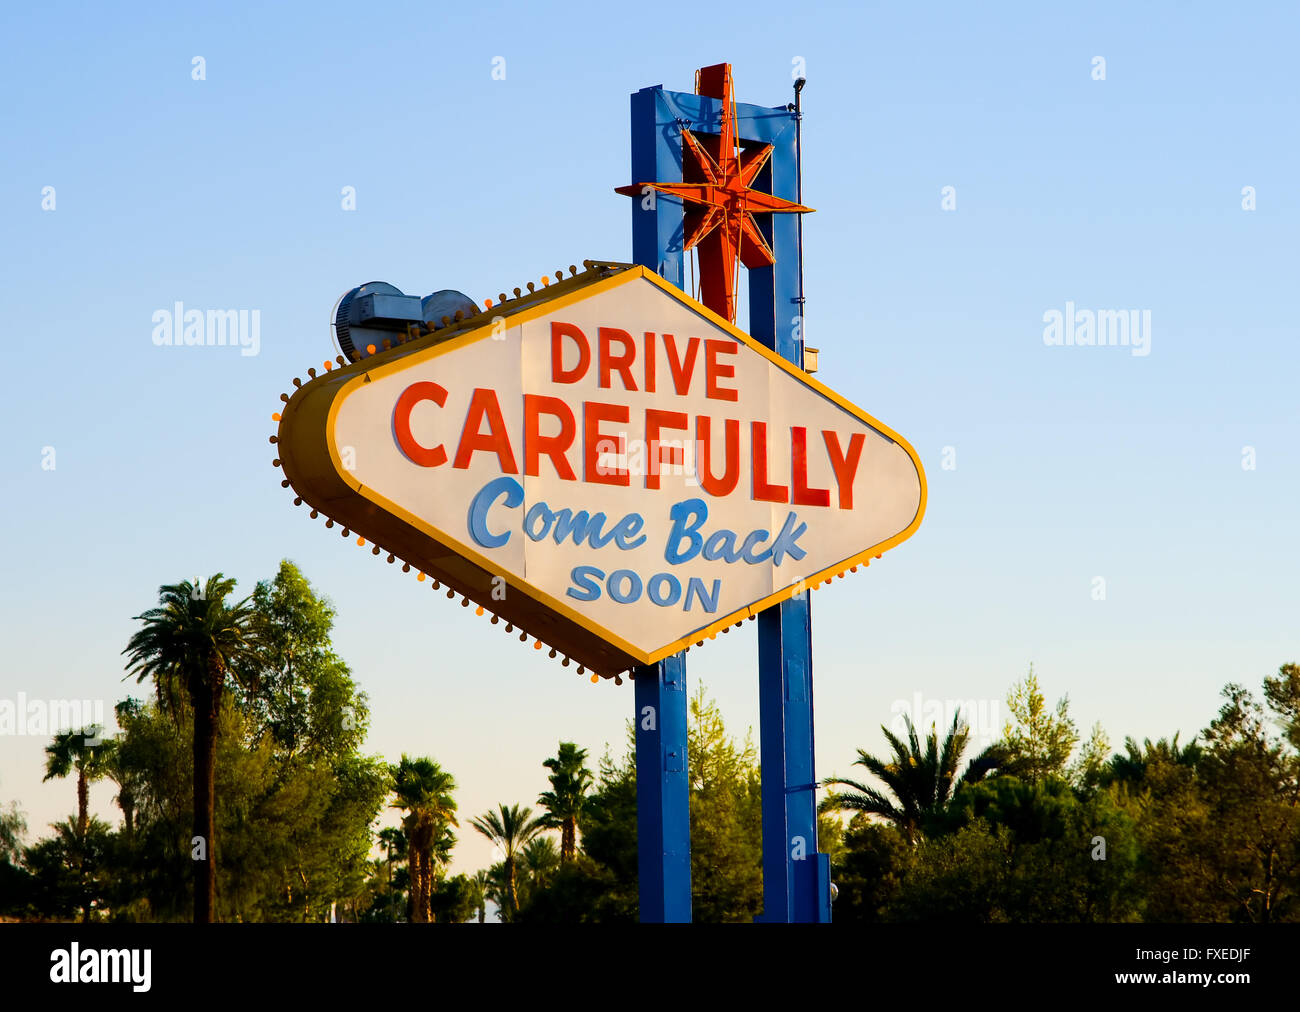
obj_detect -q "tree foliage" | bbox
[17,561,388,923]
[390,755,457,923]
[830,665,1300,923]
[820,711,1001,843]
[998,666,1078,784]
[537,742,593,863]
[471,803,546,921]
[13,561,1300,926]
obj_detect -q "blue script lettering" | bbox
[467,476,523,549]
[664,497,805,568]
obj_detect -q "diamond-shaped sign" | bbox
[276,264,925,676]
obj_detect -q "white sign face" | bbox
[327,268,924,664]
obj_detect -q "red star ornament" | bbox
[617,63,813,324]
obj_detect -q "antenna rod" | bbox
[793,77,807,363]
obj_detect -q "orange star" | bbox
[618,64,813,324]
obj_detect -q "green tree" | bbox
[998,666,1079,784]
[898,776,1141,922]
[471,803,545,920]
[24,816,115,922]
[827,816,913,922]
[1070,722,1112,792]
[248,561,368,760]
[376,825,406,915]
[245,561,387,922]
[1104,734,1201,787]
[113,563,386,923]
[1264,662,1300,753]
[520,689,780,922]
[1108,735,1216,921]
[429,873,477,923]
[1195,682,1300,921]
[576,744,639,887]
[687,686,763,922]
[890,819,1014,922]
[122,574,262,923]
[0,800,25,865]
[106,698,193,920]
[517,744,640,923]
[42,727,113,839]
[482,861,509,920]
[469,868,489,923]
[0,799,31,918]
[390,756,457,923]
[519,836,560,903]
[538,742,593,862]
[103,703,147,847]
[820,711,1001,843]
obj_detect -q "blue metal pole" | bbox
[624,76,830,923]
[747,101,832,924]
[633,656,691,922]
[630,85,685,290]
[629,83,691,923]
[756,600,829,921]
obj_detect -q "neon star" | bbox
[618,64,813,323]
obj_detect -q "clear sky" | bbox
[2,1,1297,878]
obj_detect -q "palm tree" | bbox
[104,701,145,846]
[470,803,546,920]
[374,826,407,920]
[43,726,113,839]
[483,862,510,921]
[520,836,560,903]
[470,868,489,923]
[122,574,262,923]
[101,744,142,846]
[1105,733,1202,786]
[50,815,112,922]
[537,742,593,862]
[820,712,1002,843]
[390,756,457,923]
[377,827,405,892]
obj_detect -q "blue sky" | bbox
[2,1,1297,878]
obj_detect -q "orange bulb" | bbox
[366,344,376,354]
[590,674,599,683]
[484,298,493,308]
[475,606,484,617]
[416,572,426,582]
[356,536,365,546]
[271,412,281,421]
[533,640,542,650]
[323,360,333,371]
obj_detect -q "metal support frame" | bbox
[627,77,830,924]
[629,83,691,922]
[633,655,691,922]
